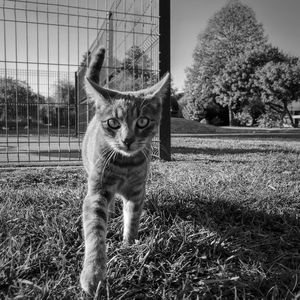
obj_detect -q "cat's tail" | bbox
[86,47,105,84]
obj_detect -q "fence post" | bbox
[75,71,78,137]
[159,0,171,161]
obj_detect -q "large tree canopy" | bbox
[50,79,76,126]
[256,59,300,127]
[194,0,266,77]
[213,45,288,125]
[0,77,44,122]
[108,46,154,91]
[53,79,75,105]
[184,0,267,123]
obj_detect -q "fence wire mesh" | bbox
[0,0,163,166]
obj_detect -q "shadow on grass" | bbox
[172,133,300,141]
[145,194,300,298]
[172,146,299,156]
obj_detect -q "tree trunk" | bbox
[284,105,296,128]
[228,103,233,126]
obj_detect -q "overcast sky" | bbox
[171,0,300,91]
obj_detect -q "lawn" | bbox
[0,135,300,299]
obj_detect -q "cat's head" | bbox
[85,49,169,157]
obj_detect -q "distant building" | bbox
[290,101,300,127]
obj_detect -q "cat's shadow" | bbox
[143,194,299,297]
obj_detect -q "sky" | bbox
[1,0,300,96]
[171,0,300,91]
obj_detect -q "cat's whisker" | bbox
[112,150,118,162]
[141,150,147,161]
[101,154,111,181]
[141,148,150,162]
[96,147,111,163]
[105,149,115,167]
[100,149,115,183]
[94,153,104,168]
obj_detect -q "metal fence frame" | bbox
[0,0,171,166]
[158,0,170,161]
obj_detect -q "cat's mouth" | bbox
[115,141,146,157]
[108,139,147,157]
[118,145,140,157]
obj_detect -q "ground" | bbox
[1,118,300,165]
[0,126,300,299]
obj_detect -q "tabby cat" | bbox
[80,47,169,295]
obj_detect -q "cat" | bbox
[80,47,169,295]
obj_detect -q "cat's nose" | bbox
[122,137,135,148]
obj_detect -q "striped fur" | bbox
[80,47,169,295]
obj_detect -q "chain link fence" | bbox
[0,0,170,166]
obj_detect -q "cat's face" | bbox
[85,74,169,157]
[97,96,161,156]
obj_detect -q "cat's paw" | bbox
[80,265,106,296]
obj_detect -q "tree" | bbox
[122,46,153,82]
[53,79,75,105]
[256,60,300,127]
[184,0,267,124]
[170,91,184,118]
[51,79,76,126]
[108,70,145,91]
[169,77,183,117]
[0,77,44,124]
[213,45,287,125]
[109,46,154,91]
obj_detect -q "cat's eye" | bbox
[136,117,149,129]
[107,118,121,129]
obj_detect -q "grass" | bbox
[171,117,300,135]
[1,135,300,299]
[171,118,218,134]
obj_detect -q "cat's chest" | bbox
[101,153,148,190]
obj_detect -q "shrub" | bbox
[257,111,282,128]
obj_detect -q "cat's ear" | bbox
[85,48,105,84]
[144,73,170,99]
[85,76,121,103]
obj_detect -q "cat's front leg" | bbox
[80,191,110,295]
[121,188,145,244]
